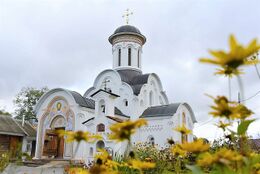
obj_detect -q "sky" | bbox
[0,0,260,141]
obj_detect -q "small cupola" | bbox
[109,10,146,72]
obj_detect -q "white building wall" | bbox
[112,42,142,70]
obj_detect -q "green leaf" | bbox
[237,119,255,135]
[186,165,203,174]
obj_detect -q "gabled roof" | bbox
[90,89,120,98]
[82,116,124,125]
[140,103,197,123]
[69,92,129,118]
[82,117,95,124]
[140,103,181,118]
[106,116,124,123]
[15,120,37,138]
[0,115,25,136]
[0,115,30,137]
[117,69,150,95]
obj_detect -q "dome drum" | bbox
[109,25,146,45]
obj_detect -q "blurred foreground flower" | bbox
[174,124,192,135]
[209,95,253,120]
[67,168,89,174]
[109,119,147,142]
[57,130,102,143]
[128,159,155,171]
[171,145,187,157]
[197,148,243,167]
[200,35,260,76]
[94,149,120,170]
[215,120,231,131]
[180,139,210,153]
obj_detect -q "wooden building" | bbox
[0,115,36,157]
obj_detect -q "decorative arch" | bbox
[50,115,66,129]
[36,96,75,159]
[93,69,121,89]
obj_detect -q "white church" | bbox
[34,18,197,162]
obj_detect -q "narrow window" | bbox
[181,112,188,143]
[137,49,140,68]
[118,48,121,66]
[125,100,128,106]
[128,48,131,66]
[149,91,154,106]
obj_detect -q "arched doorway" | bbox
[43,115,66,158]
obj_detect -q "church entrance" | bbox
[43,128,65,158]
[42,115,66,159]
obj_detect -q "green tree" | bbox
[0,109,11,116]
[14,87,48,122]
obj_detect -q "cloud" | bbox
[0,0,260,140]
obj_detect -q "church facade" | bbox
[34,24,197,162]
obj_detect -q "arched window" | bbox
[137,49,140,68]
[182,112,186,125]
[89,147,93,156]
[97,123,105,132]
[181,112,188,143]
[118,48,121,66]
[128,48,131,66]
[123,99,128,107]
[96,140,105,151]
[147,135,155,146]
[149,91,154,106]
[99,100,105,115]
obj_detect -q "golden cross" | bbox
[122,9,133,24]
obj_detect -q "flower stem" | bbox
[228,77,232,100]
[237,75,244,103]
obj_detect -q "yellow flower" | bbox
[215,120,231,130]
[128,159,155,171]
[197,152,216,167]
[214,148,243,166]
[171,145,187,157]
[174,124,192,135]
[254,163,260,170]
[180,139,210,153]
[67,168,89,174]
[197,148,243,167]
[236,104,254,119]
[88,165,118,174]
[94,149,121,171]
[109,119,147,142]
[57,130,102,143]
[209,95,253,120]
[95,149,111,162]
[200,35,260,76]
